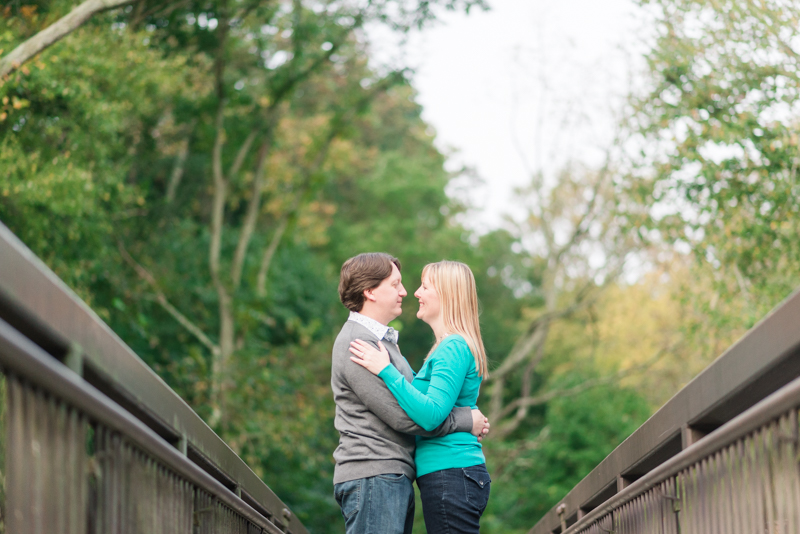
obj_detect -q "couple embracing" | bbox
[331,252,492,534]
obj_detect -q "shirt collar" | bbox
[348,311,397,343]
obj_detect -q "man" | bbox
[331,252,490,534]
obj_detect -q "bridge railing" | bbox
[531,288,800,534]
[0,221,309,534]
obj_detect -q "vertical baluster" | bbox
[94,427,104,534]
[792,410,800,534]
[734,440,744,534]
[700,458,710,534]
[750,427,764,534]
[720,445,734,534]
[778,412,798,534]
[7,377,26,533]
[718,449,729,534]
[50,396,64,534]
[688,468,695,534]
[762,425,776,534]
[746,434,759,534]
[680,469,692,534]
[710,452,721,534]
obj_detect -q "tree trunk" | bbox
[0,0,138,79]
[166,131,192,202]
[256,216,289,297]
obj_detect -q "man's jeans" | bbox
[334,473,414,534]
[416,464,491,534]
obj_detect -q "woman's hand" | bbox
[349,339,391,376]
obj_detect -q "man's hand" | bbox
[471,408,490,442]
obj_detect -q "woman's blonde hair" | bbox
[422,260,488,379]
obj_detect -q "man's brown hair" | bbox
[339,253,402,312]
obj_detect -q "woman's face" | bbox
[414,275,441,325]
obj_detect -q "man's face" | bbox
[365,263,407,324]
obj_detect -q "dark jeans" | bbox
[417,464,491,534]
[334,473,415,534]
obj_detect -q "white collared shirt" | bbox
[348,311,398,343]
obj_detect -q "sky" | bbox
[371,0,646,231]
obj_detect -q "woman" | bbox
[349,260,491,533]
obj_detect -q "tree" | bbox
[0,0,140,79]
[626,0,800,330]
[0,0,488,79]
[0,21,209,297]
[0,2,491,529]
[482,157,657,439]
[481,371,651,534]
[96,0,487,427]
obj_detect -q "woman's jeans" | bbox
[334,473,415,534]
[416,464,491,534]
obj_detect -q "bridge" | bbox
[1,217,799,534]
[531,282,800,532]
[0,225,309,532]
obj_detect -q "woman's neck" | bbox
[430,319,449,343]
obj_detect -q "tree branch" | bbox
[118,241,219,355]
[231,109,282,288]
[491,425,551,481]
[0,0,138,79]
[136,0,194,24]
[207,3,233,429]
[492,345,672,438]
[209,102,227,283]
[255,215,289,297]
[267,10,366,106]
[253,70,406,296]
[488,286,598,382]
[512,332,548,422]
[228,129,258,181]
[506,348,668,417]
[748,2,800,63]
[166,120,196,203]
[553,160,611,265]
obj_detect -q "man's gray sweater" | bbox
[331,321,473,484]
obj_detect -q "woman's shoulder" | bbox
[441,333,467,347]
[436,334,472,358]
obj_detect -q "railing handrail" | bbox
[555,366,800,534]
[0,222,308,534]
[531,286,800,534]
[0,316,285,533]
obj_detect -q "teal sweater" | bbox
[378,334,485,477]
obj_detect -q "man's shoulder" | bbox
[337,320,378,340]
[333,321,379,353]
[332,320,384,386]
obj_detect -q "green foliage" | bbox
[0,20,209,302]
[628,0,800,327]
[1,5,507,532]
[6,0,798,532]
[480,373,650,534]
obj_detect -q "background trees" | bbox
[2,0,800,532]
[623,0,800,373]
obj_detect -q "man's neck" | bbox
[357,306,391,326]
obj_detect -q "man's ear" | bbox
[363,288,375,302]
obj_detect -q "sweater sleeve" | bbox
[378,337,472,432]
[343,338,474,436]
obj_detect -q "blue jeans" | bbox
[416,464,491,534]
[334,473,415,534]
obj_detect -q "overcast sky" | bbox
[371,0,646,231]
